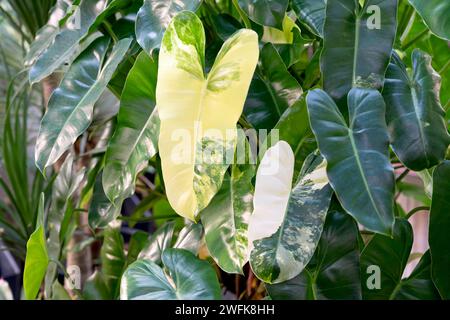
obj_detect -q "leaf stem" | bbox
[402,28,430,50]
[405,206,429,219]
[232,0,252,29]
[102,21,118,43]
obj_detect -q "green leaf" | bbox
[89,172,121,230]
[321,0,397,103]
[360,219,438,299]
[83,271,113,300]
[173,223,203,255]
[120,249,221,300]
[408,0,450,40]
[429,160,450,299]
[248,142,333,284]
[394,251,441,300]
[135,0,202,54]
[138,221,175,264]
[101,226,126,298]
[157,11,259,220]
[244,43,302,129]
[383,50,450,171]
[103,51,160,203]
[307,88,395,235]
[267,208,362,300]
[291,0,326,37]
[126,231,149,266]
[50,281,71,300]
[29,0,106,83]
[35,37,132,173]
[237,0,288,29]
[24,194,48,300]
[201,135,255,274]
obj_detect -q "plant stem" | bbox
[232,0,252,29]
[102,21,118,43]
[396,169,410,183]
[402,28,430,50]
[405,206,430,219]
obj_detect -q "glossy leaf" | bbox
[248,142,333,284]
[321,0,397,103]
[244,43,302,129]
[24,194,48,300]
[138,221,175,264]
[267,208,362,300]
[103,51,160,203]
[237,0,288,29]
[173,223,203,255]
[35,37,132,173]
[382,50,450,171]
[89,172,121,230]
[291,0,326,37]
[101,226,126,298]
[120,249,221,300]
[135,0,202,54]
[408,0,450,40]
[307,88,395,235]
[157,12,259,220]
[201,136,255,274]
[429,161,450,299]
[29,0,106,83]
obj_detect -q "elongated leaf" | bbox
[267,208,362,300]
[408,0,450,40]
[248,142,333,284]
[321,0,397,103]
[103,51,160,203]
[360,219,438,299]
[237,0,288,29]
[383,50,450,171]
[157,12,259,220]
[307,88,395,235]
[429,161,450,299]
[244,43,302,129]
[135,0,202,54]
[35,37,132,172]
[120,249,221,300]
[89,172,121,229]
[291,0,326,37]
[101,226,126,298]
[201,137,255,274]
[24,194,48,300]
[29,0,106,83]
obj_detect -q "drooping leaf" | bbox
[291,0,326,37]
[244,43,302,129]
[382,50,450,171]
[135,0,202,54]
[120,249,221,300]
[267,208,362,300]
[307,88,395,235]
[429,161,450,299]
[156,11,259,221]
[201,134,255,274]
[101,226,126,298]
[408,0,450,40]
[248,142,333,284]
[321,0,397,103]
[29,0,106,83]
[89,172,121,230]
[237,0,288,29]
[103,51,160,203]
[35,37,132,173]
[24,194,48,300]
[138,221,175,264]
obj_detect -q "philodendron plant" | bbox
[3,0,447,300]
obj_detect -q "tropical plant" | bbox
[0,0,448,301]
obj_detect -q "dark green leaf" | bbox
[126,230,149,266]
[138,221,175,264]
[321,0,397,103]
[101,226,126,298]
[383,50,450,170]
[173,223,203,255]
[120,249,221,300]
[429,160,450,299]
[237,0,288,29]
[83,271,113,300]
[291,0,326,37]
[408,0,450,40]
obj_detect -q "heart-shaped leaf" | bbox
[266,208,362,300]
[35,37,132,173]
[103,51,160,203]
[382,50,450,171]
[408,0,450,40]
[135,0,202,54]
[321,0,397,103]
[120,249,221,300]
[156,11,259,220]
[248,142,333,284]
[307,88,395,235]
